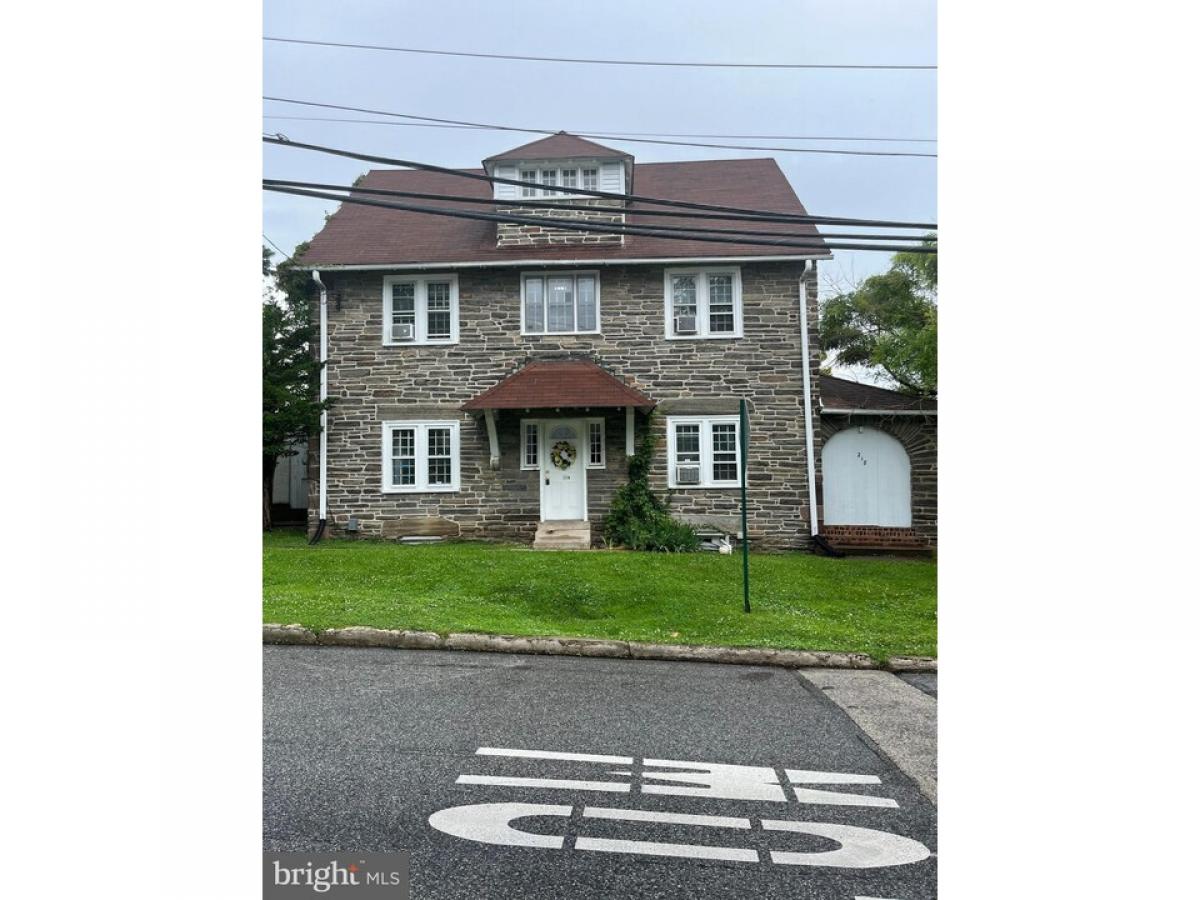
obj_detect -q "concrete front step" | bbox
[533,520,591,550]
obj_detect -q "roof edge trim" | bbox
[303,253,833,272]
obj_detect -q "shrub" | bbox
[603,418,700,553]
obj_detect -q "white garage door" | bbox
[822,427,912,527]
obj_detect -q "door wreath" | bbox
[549,441,577,470]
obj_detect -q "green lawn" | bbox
[263,531,936,661]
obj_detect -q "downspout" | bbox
[798,261,821,540]
[309,270,328,544]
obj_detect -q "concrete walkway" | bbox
[800,668,937,803]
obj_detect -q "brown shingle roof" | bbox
[299,157,828,267]
[482,132,631,163]
[462,359,654,411]
[819,375,937,412]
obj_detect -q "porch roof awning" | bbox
[462,359,655,412]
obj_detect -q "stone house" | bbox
[296,133,936,551]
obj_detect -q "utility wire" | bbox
[263,183,936,254]
[262,115,936,144]
[262,135,937,230]
[264,179,933,244]
[263,36,936,70]
[262,233,293,264]
[263,98,936,158]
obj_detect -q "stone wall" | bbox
[817,414,938,548]
[308,261,822,550]
[495,199,625,248]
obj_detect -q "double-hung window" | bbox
[664,267,743,339]
[521,271,600,335]
[382,421,461,493]
[667,416,741,488]
[383,275,459,345]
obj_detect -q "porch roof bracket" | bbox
[483,409,500,469]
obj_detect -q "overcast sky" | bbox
[263,0,936,297]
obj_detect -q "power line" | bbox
[261,115,936,144]
[263,36,936,71]
[262,98,936,158]
[264,179,933,243]
[263,182,937,254]
[262,134,938,230]
[262,233,293,264]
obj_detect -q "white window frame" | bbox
[382,274,460,346]
[666,415,741,488]
[521,418,606,470]
[381,420,461,493]
[513,161,606,199]
[520,270,602,335]
[663,267,743,340]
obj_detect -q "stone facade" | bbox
[495,199,625,248]
[308,261,822,550]
[817,413,938,548]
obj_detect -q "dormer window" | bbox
[515,165,607,199]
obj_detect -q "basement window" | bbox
[381,421,461,493]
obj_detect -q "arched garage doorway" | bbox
[822,427,912,527]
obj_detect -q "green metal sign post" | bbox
[739,398,751,613]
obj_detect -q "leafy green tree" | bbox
[263,242,327,529]
[820,239,937,396]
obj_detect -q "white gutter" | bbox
[799,261,820,538]
[821,407,937,417]
[298,253,834,272]
[312,270,328,526]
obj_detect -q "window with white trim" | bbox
[521,271,600,334]
[382,421,461,492]
[521,418,606,469]
[667,416,741,488]
[522,421,539,470]
[664,267,743,339]
[515,164,603,198]
[587,420,605,468]
[383,275,459,345]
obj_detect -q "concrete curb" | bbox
[264,624,935,672]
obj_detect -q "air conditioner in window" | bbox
[674,314,698,335]
[391,323,415,342]
[676,465,701,485]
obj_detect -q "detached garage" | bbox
[817,376,937,553]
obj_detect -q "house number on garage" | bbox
[427,747,932,869]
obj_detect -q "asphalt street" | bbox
[264,646,937,899]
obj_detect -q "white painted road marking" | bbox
[575,836,760,863]
[456,774,631,793]
[476,747,633,765]
[427,802,932,869]
[762,820,931,868]
[428,802,570,849]
[641,758,785,803]
[583,806,751,830]
[462,748,898,808]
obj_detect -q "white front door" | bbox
[541,421,587,521]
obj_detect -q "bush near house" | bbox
[263,531,936,661]
[603,422,701,552]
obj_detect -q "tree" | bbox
[820,239,937,396]
[263,241,327,529]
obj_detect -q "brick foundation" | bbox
[821,525,929,552]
